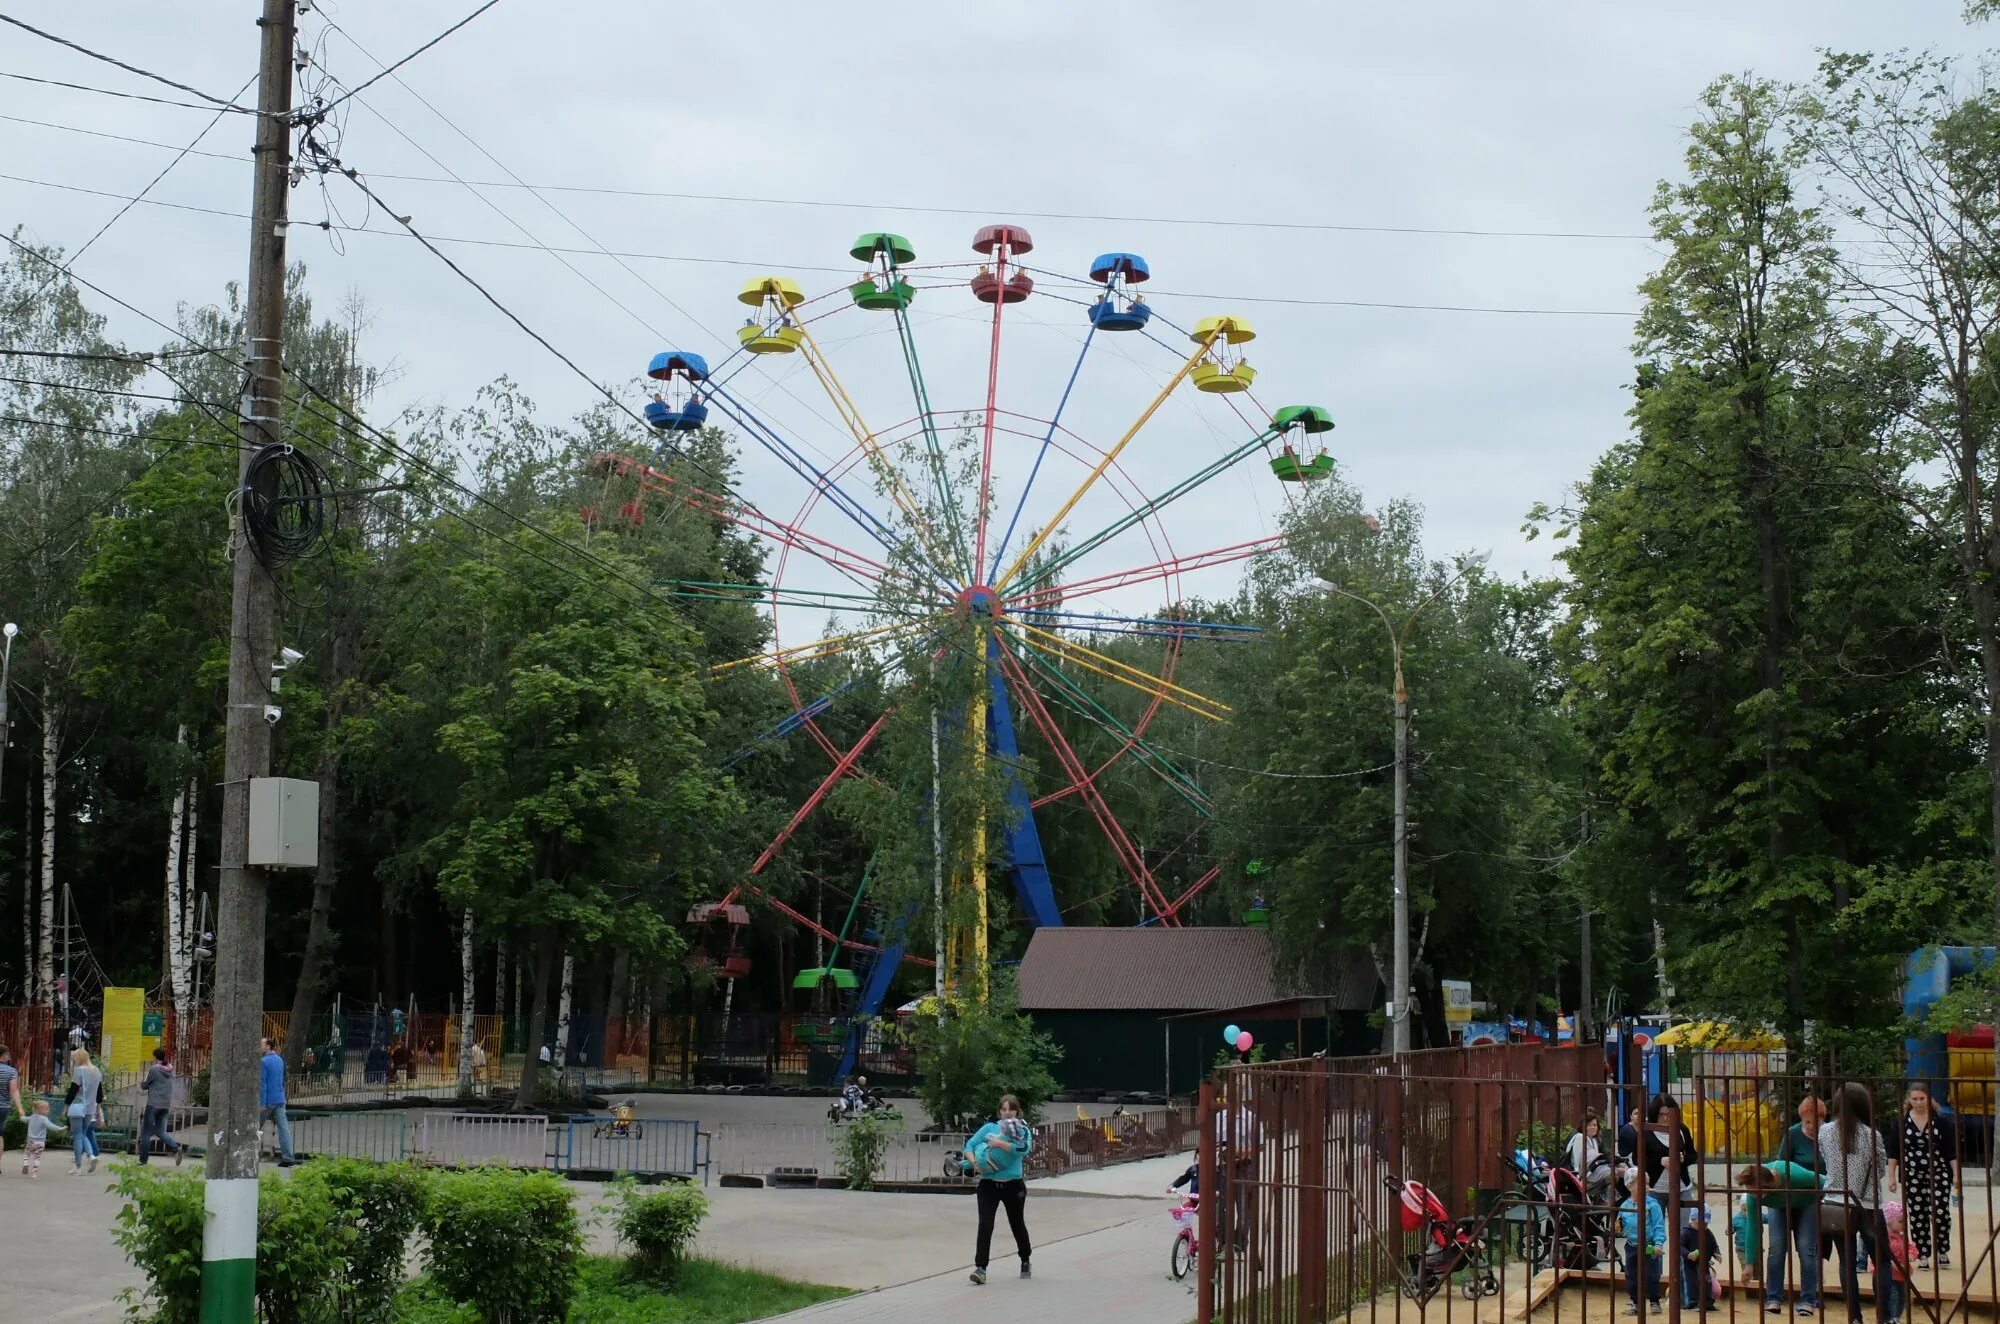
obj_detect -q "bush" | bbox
[317,1158,427,1318]
[834,1110,892,1191]
[256,1165,350,1323]
[422,1167,581,1323]
[112,1165,207,1324]
[606,1176,708,1284]
[899,971,1061,1130]
[111,1163,351,1324]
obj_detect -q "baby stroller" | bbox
[1375,1174,1500,1304]
[1505,1149,1615,1270]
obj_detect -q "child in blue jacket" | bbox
[1620,1190,1667,1315]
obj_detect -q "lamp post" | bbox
[0,622,17,802]
[1319,554,1487,1055]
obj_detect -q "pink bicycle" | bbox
[1169,1192,1201,1280]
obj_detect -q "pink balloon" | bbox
[1236,1031,1253,1052]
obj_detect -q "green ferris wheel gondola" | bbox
[849,231,918,311]
[1269,404,1336,482]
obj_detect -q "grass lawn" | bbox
[395,1255,850,1322]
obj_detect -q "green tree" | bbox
[1554,77,1962,1046]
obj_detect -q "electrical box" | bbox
[247,777,319,869]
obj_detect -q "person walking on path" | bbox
[66,1047,102,1175]
[1820,1081,1892,1324]
[966,1094,1033,1285]
[137,1047,186,1166]
[21,1098,64,1178]
[1888,1084,1958,1270]
[260,1036,296,1166]
[0,1043,24,1174]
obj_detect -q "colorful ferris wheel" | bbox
[593,223,1335,1071]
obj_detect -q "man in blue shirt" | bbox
[259,1037,296,1166]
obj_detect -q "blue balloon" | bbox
[1223,1024,1242,1046]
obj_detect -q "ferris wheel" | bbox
[591,223,1333,1067]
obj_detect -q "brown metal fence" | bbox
[1198,1050,2000,1324]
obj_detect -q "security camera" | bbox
[279,646,305,666]
[263,704,283,725]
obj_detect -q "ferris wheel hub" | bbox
[956,583,1005,618]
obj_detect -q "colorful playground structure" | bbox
[589,224,1337,1082]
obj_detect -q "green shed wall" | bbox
[1031,1010,1375,1096]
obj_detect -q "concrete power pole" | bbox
[202,0,294,1317]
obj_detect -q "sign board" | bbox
[1442,979,1473,1026]
[142,1011,165,1038]
[102,986,145,1072]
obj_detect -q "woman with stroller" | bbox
[1819,1081,1892,1324]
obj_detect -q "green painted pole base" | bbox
[198,1257,255,1323]
[200,1176,258,1322]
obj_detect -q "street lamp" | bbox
[0,621,18,801]
[1318,553,1488,1055]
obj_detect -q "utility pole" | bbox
[1578,807,1593,1041]
[1390,646,1411,1057]
[203,0,294,1318]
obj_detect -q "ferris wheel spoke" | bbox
[1007,621,1232,722]
[746,710,892,875]
[1012,423,1279,595]
[890,304,974,580]
[735,885,937,969]
[1007,534,1288,612]
[987,323,1098,585]
[782,317,965,579]
[1162,867,1223,920]
[993,637,1177,924]
[587,451,891,591]
[710,616,941,677]
[993,328,1220,592]
[1007,607,1260,640]
[971,230,1027,579]
[702,386,916,565]
[1007,639,1212,814]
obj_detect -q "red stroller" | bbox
[1375,1175,1500,1304]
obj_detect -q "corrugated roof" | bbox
[1016,927,1375,1013]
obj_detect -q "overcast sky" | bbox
[3,2,1990,635]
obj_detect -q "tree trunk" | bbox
[1974,573,2000,944]
[165,727,191,1031]
[556,952,575,1064]
[22,791,33,1005]
[458,908,475,1092]
[36,685,57,1012]
[375,870,397,1003]
[493,941,506,1029]
[603,946,631,1062]
[517,927,556,1109]
[283,743,341,1072]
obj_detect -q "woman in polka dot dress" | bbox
[1889,1084,1958,1270]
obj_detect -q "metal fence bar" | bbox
[415,1111,548,1169]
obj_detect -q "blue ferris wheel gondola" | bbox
[644,349,711,431]
[1085,251,1152,332]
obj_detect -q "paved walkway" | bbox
[769,1211,1190,1323]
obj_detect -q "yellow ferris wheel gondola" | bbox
[1189,314,1256,393]
[737,276,807,354]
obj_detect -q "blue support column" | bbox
[988,636,1062,929]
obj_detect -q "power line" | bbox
[0,69,242,113]
[0,109,1652,246]
[2,75,256,322]
[0,170,1647,319]
[309,0,505,116]
[0,14,253,112]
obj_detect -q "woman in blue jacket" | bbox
[966,1094,1033,1285]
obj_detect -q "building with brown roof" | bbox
[1015,927,1379,1096]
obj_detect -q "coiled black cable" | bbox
[241,442,329,564]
